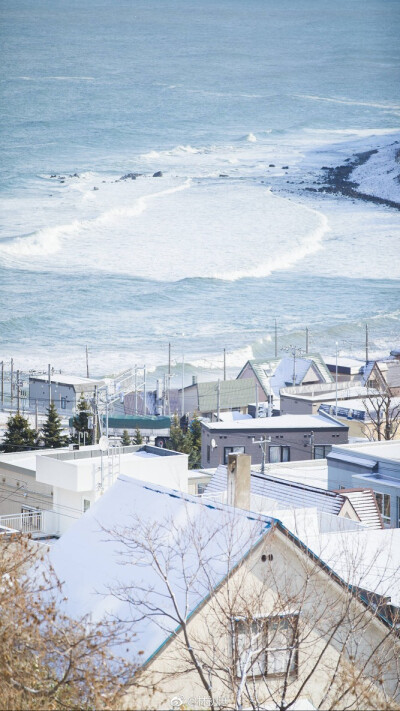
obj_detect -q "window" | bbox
[83,499,91,513]
[61,397,67,410]
[224,446,245,465]
[235,615,298,679]
[197,482,207,496]
[207,445,211,463]
[314,445,332,459]
[375,492,391,526]
[269,445,290,463]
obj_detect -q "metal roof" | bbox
[239,353,333,398]
[205,464,345,516]
[197,379,256,413]
[336,489,383,529]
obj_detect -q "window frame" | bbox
[375,492,391,525]
[314,444,332,459]
[269,445,291,463]
[234,614,299,680]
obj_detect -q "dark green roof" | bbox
[69,414,170,430]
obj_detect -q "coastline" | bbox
[305,143,400,211]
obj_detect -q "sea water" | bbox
[0,0,399,380]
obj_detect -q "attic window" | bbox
[234,615,298,678]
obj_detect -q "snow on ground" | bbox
[351,141,400,204]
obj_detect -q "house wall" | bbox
[0,464,53,517]
[201,424,347,469]
[327,451,400,527]
[237,363,268,403]
[29,380,78,415]
[279,395,316,416]
[125,528,396,711]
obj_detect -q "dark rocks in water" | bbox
[282,165,289,170]
[120,173,138,181]
[50,174,56,178]
[60,180,65,184]
[153,171,163,177]
[219,173,228,177]
[93,186,99,191]
[269,163,275,167]
[321,166,329,170]
[69,173,79,178]
[59,176,65,180]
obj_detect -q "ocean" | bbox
[0,0,399,383]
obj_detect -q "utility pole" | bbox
[252,436,271,475]
[223,348,226,381]
[310,430,314,459]
[216,379,221,422]
[86,345,90,379]
[306,327,309,355]
[282,345,305,387]
[17,370,20,413]
[10,358,13,408]
[48,363,52,406]
[181,355,185,417]
[134,364,138,415]
[335,342,338,416]
[274,319,278,358]
[366,323,369,365]
[143,365,146,415]
[255,382,259,419]
[92,385,98,445]
[35,400,39,431]
[106,386,109,438]
[1,361,3,409]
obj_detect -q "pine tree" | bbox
[188,413,202,469]
[133,427,143,445]
[1,413,37,453]
[72,394,92,445]
[166,414,200,468]
[42,401,68,449]
[121,429,131,446]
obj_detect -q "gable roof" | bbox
[205,464,346,517]
[238,353,333,398]
[45,476,273,663]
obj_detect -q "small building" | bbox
[237,353,333,409]
[178,378,256,420]
[324,356,365,382]
[327,440,400,527]
[29,374,105,415]
[201,412,348,469]
[280,381,372,416]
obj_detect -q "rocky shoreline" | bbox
[305,147,400,211]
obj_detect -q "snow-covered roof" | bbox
[29,374,104,389]
[205,464,345,517]
[330,440,400,463]
[306,528,400,607]
[46,476,273,662]
[202,413,346,431]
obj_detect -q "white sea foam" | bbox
[297,94,400,114]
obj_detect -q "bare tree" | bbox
[0,531,136,710]
[362,389,400,441]
[107,506,400,711]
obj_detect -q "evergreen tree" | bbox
[42,401,68,449]
[72,394,92,445]
[1,413,37,453]
[133,427,143,445]
[188,413,202,469]
[121,429,131,446]
[166,414,200,469]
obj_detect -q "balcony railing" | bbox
[0,510,43,534]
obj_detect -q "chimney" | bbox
[227,453,251,510]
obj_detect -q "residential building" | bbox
[204,463,383,530]
[0,444,188,538]
[237,353,333,408]
[327,440,400,527]
[177,377,256,420]
[43,456,400,710]
[363,358,400,395]
[279,381,372,416]
[324,356,365,382]
[29,374,105,415]
[201,412,348,469]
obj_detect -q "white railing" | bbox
[0,510,43,534]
